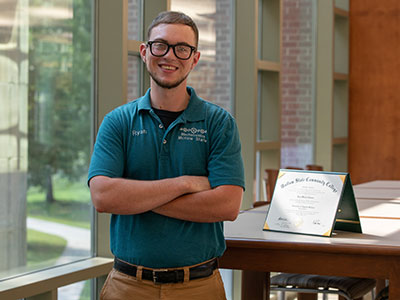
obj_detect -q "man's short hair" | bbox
[147,11,199,47]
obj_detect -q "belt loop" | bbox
[136,266,143,281]
[183,267,190,283]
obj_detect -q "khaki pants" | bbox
[100,268,227,300]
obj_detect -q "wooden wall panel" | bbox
[349,0,400,184]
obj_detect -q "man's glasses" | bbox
[147,41,196,60]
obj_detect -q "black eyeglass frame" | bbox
[146,41,197,60]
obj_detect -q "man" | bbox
[88,11,245,300]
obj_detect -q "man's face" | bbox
[140,24,200,89]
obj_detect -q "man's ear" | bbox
[139,43,147,63]
[190,51,201,70]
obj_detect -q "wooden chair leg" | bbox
[241,270,270,300]
[297,293,318,300]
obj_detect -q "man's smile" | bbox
[160,64,178,71]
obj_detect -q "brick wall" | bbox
[281,0,314,168]
[127,0,315,168]
[127,0,140,101]
[127,0,233,112]
[184,0,233,112]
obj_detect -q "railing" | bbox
[0,257,113,300]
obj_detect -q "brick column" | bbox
[183,0,233,113]
[281,0,314,168]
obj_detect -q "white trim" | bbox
[0,257,113,299]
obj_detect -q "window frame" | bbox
[0,1,258,299]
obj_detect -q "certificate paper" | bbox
[263,170,356,236]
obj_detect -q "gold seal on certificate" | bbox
[263,169,362,237]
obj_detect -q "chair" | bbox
[254,169,279,207]
[271,273,376,300]
[261,167,377,300]
[285,166,303,170]
[306,164,324,171]
[264,169,279,203]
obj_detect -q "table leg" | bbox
[241,271,270,300]
[389,272,400,299]
[297,293,317,300]
[375,279,386,298]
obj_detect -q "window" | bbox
[170,0,234,113]
[127,0,143,101]
[0,1,93,299]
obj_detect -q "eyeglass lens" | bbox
[149,42,194,60]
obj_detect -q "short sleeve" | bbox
[87,113,125,185]
[207,113,245,190]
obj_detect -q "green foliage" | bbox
[28,0,92,202]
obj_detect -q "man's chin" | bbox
[150,73,188,90]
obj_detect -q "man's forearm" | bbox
[152,185,243,223]
[89,175,210,215]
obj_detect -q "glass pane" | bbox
[59,279,92,300]
[259,0,280,62]
[0,0,92,287]
[128,0,142,40]
[127,55,141,101]
[258,70,280,142]
[280,0,315,168]
[335,0,349,11]
[170,0,233,112]
[333,80,348,138]
[334,14,349,74]
[332,143,348,172]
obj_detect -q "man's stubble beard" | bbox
[148,68,189,90]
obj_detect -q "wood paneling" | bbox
[349,0,400,184]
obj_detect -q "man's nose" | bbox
[164,46,176,59]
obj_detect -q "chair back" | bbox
[264,169,279,203]
[306,164,324,171]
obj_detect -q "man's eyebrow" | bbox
[151,38,193,46]
[152,38,168,43]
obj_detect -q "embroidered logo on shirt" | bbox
[132,129,147,136]
[178,127,207,143]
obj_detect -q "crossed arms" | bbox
[89,175,243,223]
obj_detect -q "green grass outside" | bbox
[27,178,92,229]
[27,177,94,299]
[27,229,91,300]
[27,229,67,266]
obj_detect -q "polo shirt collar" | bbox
[137,89,153,111]
[137,86,206,122]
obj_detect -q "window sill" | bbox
[0,257,113,299]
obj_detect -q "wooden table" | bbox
[220,181,400,299]
[355,180,400,189]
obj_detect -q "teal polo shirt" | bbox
[88,87,245,268]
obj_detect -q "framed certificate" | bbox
[263,169,362,237]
